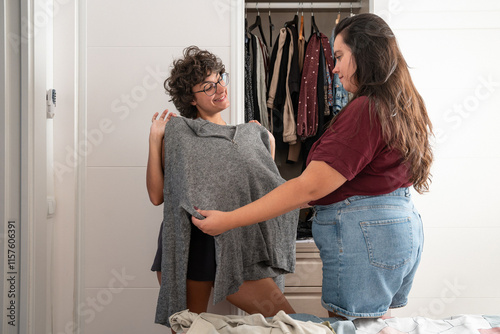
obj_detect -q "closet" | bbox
[244,0,371,316]
[244,0,370,179]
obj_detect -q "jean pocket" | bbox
[313,210,337,226]
[360,217,413,270]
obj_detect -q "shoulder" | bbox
[240,122,267,135]
[345,96,371,113]
[240,123,270,147]
[326,96,381,141]
[166,116,194,132]
[336,96,377,124]
[165,115,184,128]
[333,96,370,123]
[164,116,191,142]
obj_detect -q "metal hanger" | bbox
[268,2,274,47]
[284,2,299,28]
[248,2,268,47]
[311,2,320,36]
[336,2,341,25]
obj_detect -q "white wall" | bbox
[52,1,77,332]
[373,0,500,318]
[53,0,235,333]
[50,0,500,333]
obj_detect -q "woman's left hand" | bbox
[191,209,234,236]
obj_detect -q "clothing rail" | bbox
[245,2,363,10]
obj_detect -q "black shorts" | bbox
[151,221,216,281]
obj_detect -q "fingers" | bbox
[160,109,169,119]
[195,209,207,217]
[153,109,177,123]
[152,112,159,122]
[191,215,204,231]
[166,112,176,121]
[191,209,211,234]
[249,120,261,126]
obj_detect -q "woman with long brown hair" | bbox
[192,13,433,319]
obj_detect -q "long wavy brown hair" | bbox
[333,13,433,193]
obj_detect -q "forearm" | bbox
[229,178,310,227]
[269,132,276,160]
[227,161,347,228]
[146,138,164,205]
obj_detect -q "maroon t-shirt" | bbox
[306,96,412,205]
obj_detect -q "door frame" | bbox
[1,0,52,333]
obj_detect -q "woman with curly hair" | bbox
[193,14,433,320]
[147,46,297,330]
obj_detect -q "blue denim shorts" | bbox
[311,188,424,318]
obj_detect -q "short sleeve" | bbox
[307,96,384,181]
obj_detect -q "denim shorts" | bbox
[311,188,424,318]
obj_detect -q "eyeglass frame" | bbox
[192,72,230,96]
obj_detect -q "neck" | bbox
[196,113,226,125]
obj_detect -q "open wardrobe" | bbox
[244,1,370,161]
[243,0,371,316]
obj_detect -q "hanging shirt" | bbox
[272,30,291,123]
[298,15,306,72]
[315,42,334,138]
[306,96,412,205]
[244,37,255,122]
[255,35,270,130]
[282,27,297,144]
[267,28,288,111]
[286,22,300,109]
[330,29,349,114]
[296,33,335,139]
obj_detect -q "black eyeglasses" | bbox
[193,73,230,96]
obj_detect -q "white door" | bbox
[1,0,53,333]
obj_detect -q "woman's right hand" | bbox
[147,109,175,206]
[191,209,235,236]
[150,109,176,141]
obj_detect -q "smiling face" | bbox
[333,33,358,93]
[191,72,230,119]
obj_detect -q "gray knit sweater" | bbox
[155,117,299,326]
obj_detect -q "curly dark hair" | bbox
[164,46,225,119]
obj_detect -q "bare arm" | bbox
[192,160,347,235]
[268,130,276,160]
[146,110,175,206]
